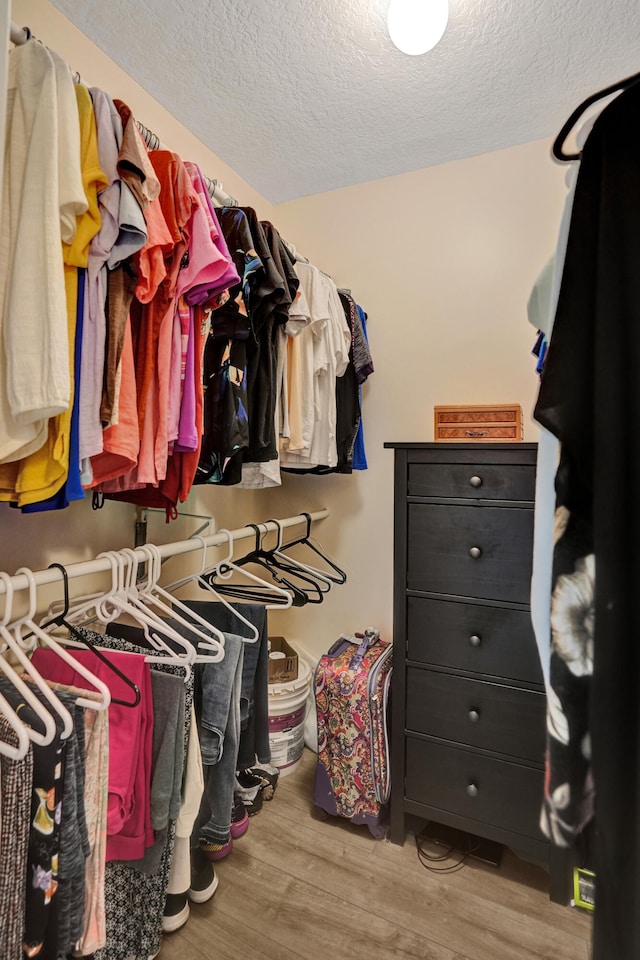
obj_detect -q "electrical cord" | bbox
[415,825,481,874]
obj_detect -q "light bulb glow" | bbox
[387,0,449,56]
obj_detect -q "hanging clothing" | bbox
[129,670,185,875]
[91,629,194,960]
[352,303,373,471]
[32,646,155,862]
[534,82,640,960]
[18,267,88,512]
[0,41,78,465]
[196,207,262,485]
[165,706,204,897]
[1,82,107,508]
[1,40,368,510]
[0,716,34,960]
[183,600,271,769]
[0,680,67,960]
[281,269,351,471]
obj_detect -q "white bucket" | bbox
[267,658,312,777]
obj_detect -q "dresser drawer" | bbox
[408,462,534,500]
[405,736,545,841]
[406,669,545,763]
[407,596,542,684]
[407,503,534,603]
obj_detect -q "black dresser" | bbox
[385,442,566,900]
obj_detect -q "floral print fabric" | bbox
[315,637,392,821]
[541,513,595,846]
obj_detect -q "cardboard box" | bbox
[268,637,299,683]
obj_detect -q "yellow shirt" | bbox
[0,84,107,504]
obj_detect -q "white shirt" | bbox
[0,42,80,463]
[281,268,350,470]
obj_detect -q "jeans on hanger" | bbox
[184,600,271,769]
[193,633,243,845]
[165,620,245,846]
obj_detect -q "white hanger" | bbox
[0,687,31,760]
[0,572,74,739]
[208,528,293,611]
[0,581,32,759]
[11,567,111,712]
[94,550,196,679]
[136,544,226,661]
[58,551,194,682]
[0,574,59,745]
[119,546,220,660]
[161,536,259,643]
[57,551,125,629]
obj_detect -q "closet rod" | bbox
[134,120,238,207]
[8,19,238,209]
[9,21,29,45]
[0,509,329,597]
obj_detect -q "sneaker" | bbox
[247,762,280,800]
[230,800,249,839]
[162,892,190,932]
[235,770,264,816]
[188,851,219,904]
[200,835,233,861]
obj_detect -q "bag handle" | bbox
[349,628,380,669]
[326,627,380,666]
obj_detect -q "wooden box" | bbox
[434,404,523,442]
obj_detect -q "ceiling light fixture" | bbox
[387,0,449,56]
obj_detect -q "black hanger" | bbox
[41,563,141,708]
[251,523,328,604]
[276,513,347,585]
[261,518,332,597]
[204,525,312,607]
[553,70,640,162]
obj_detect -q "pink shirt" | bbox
[31,647,154,861]
[184,162,239,304]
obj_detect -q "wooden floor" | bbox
[158,749,591,960]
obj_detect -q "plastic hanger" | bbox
[202,528,294,609]
[57,550,128,629]
[553,70,640,161]
[264,519,333,594]
[11,567,111,712]
[162,536,259,643]
[38,564,141,708]
[60,551,194,682]
[274,513,347,585]
[0,687,31,760]
[134,544,226,662]
[92,550,196,678]
[0,572,74,739]
[247,523,329,604]
[0,578,31,759]
[214,524,319,606]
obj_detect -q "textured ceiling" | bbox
[51,0,640,203]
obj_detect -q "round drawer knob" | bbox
[468,709,480,723]
[469,546,482,559]
[469,475,483,488]
[467,783,479,798]
[469,634,481,647]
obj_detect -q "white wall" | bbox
[267,140,568,655]
[4,0,568,655]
